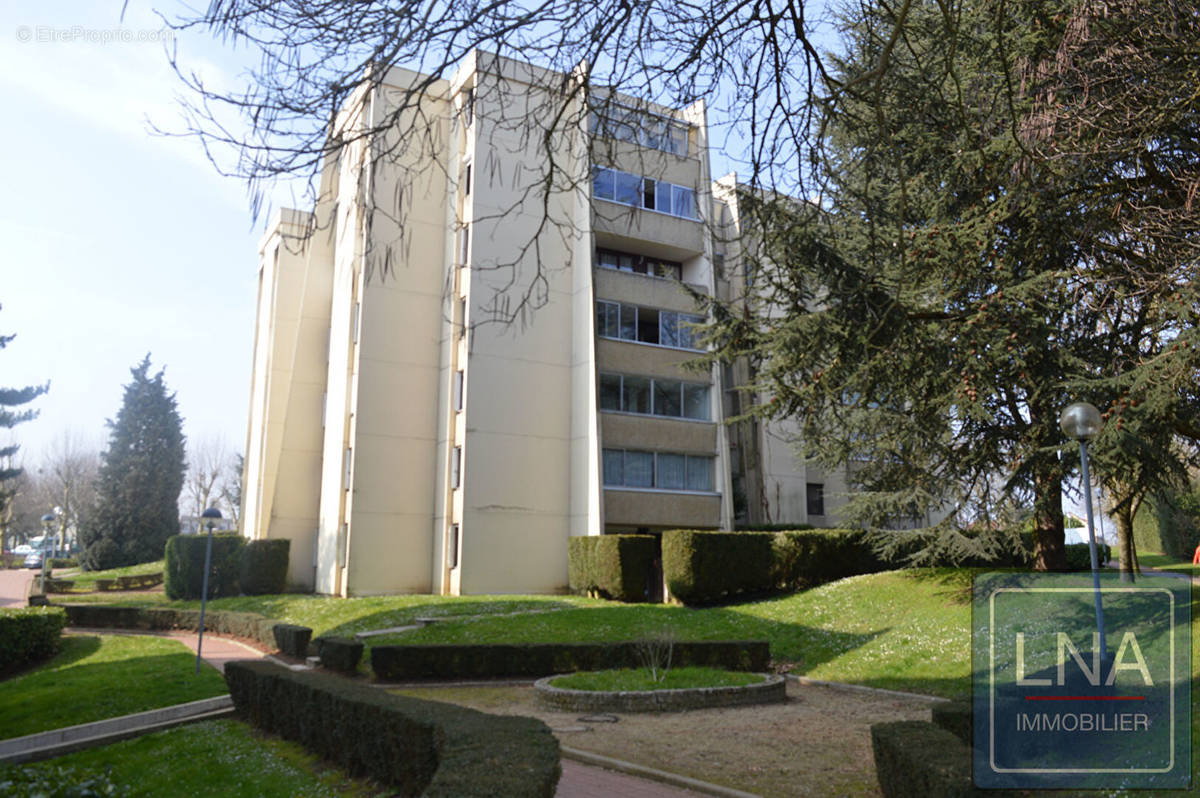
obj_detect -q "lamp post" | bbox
[39,513,54,589]
[195,506,223,674]
[1060,401,1107,662]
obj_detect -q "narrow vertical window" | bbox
[451,446,462,489]
[460,224,470,265]
[464,163,472,196]
[458,297,467,339]
[448,523,460,569]
[453,370,464,412]
[351,302,361,344]
[806,483,825,517]
[343,448,352,490]
[462,87,474,127]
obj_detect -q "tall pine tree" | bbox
[702,0,1200,570]
[0,306,49,555]
[81,356,186,570]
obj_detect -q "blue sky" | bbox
[1,2,263,465]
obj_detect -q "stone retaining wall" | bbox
[534,673,786,712]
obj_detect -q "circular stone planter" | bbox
[534,673,786,713]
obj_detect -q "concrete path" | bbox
[0,568,34,608]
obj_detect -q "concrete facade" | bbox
[241,52,843,596]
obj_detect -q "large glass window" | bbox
[596,301,703,351]
[599,373,709,420]
[591,167,698,220]
[622,376,652,414]
[591,104,689,156]
[596,248,682,281]
[602,449,716,492]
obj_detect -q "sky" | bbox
[1,2,265,468]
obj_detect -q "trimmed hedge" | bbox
[663,528,897,605]
[315,636,364,673]
[1064,541,1110,571]
[164,533,244,600]
[239,539,290,595]
[273,624,313,658]
[0,607,66,676]
[371,640,770,681]
[931,701,971,746]
[568,534,656,602]
[871,720,980,797]
[225,660,560,797]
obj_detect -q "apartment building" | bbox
[241,51,848,596]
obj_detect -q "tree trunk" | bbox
[1111,500,1140,582]
[1033,467,1066,571]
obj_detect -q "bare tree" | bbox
[183,434,231,521]
[40,431,101,553]
[219,452,244,530]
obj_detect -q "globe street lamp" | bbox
[39,513,54,589]
[195,506,223,674]
[1060,401,1107,662]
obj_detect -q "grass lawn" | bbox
[1,719,387,797]
[0,635,227,738]
[1136,551,1200,577]
[551,666,764,691]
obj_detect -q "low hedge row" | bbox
[60,605,279,651]
[164,535,290,599]
[315,636,364,673]
[272,624,312,658]
[0,607,66,676]
[870,720,980,797]
[371,640,770,681]
[225,660,560,797]
[567,535,656,602]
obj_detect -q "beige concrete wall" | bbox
[593,268,701,314]
[455,59,587,594]
[241,208,333,590]
[595,338,706,381]
[592,203,706,253]
[600,414,716,454]
[603,490,721,528]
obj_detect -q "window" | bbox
[595,300,703,351]
[590,104,689,156]
[599,373,710,420]
[448,524,460,569]
[458,297,467,339]
[351,302,361,344]
[463,163,472,196]
[459,224,470,265]
[807,483,825,517]
[596,248,682,281]
[451,446,462,489]
[343,448,352,490]
[602,449,716,492]
[591,167,699,220]
[461,87,474,127]
[453,370,464,412]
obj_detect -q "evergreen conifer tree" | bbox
[81,356,186,570]
[0,306,49,554]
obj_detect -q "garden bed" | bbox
[535,670,785,712]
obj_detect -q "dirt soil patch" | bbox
[390,679,935,797]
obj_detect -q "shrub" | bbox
[164,533,243,600]
[931,701,971,746]
[1064,542,1111,571]
[371,640,769,681]
[870,721,978,798]
[225,660,560,797]
[0,607,66,676]
[47,558,78,569]
[239,539,290,595]
[662,531,775,605]
[568,535,656,602]
[315,636,364,673]
[664,528,896,605]
[273,624,312,658]
[0,765,124,798]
